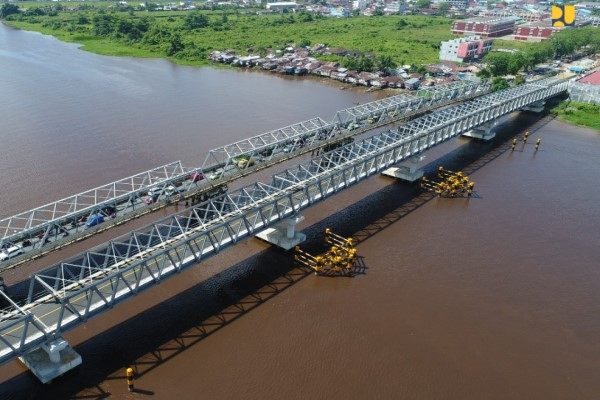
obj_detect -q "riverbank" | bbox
[551,100,600,131]
[1,20,171,59]
[2,12,452,67]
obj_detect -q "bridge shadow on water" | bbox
[0,112,554,400]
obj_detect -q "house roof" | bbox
[578,71,600,85]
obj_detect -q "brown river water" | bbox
[1,23,599,400]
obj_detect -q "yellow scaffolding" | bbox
[420,167,475,198]
[294,229,358,276]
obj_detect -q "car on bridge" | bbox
[85,214,105,229]
[187,172,204,183]
[144,185,177,205]
[0,245,23,261]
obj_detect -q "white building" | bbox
[439,35,493,63]
[266,1,299,10]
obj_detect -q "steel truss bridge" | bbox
[0,80,489,267]
[0,77,568,364]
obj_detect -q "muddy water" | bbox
[2,24,600,400]
[0,23,375,217]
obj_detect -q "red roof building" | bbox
[452,17,518,37]
[514,19,556,41]
[577,71,600,86]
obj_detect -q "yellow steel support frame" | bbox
[294,229,358,276]
[420,167,475,198]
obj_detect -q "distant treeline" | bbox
[2,8,452,65]
[481,27,600,77]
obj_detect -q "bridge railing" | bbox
[200,80,490,181]
[0,162,208,250]
[0,77,568,363]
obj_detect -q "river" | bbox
[0,22,375,217]
[1,22,600,400]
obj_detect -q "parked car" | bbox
[144,195,157,205]
[0,245,23,261]
[208,168,224,180]
[85,214,105,228]
[232,154,256,169]
[187,172,204,183]
[147,187,164,197]
[147,185,176,198]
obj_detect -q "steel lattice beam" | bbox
[200,80,491,179]
[0,162,206,250]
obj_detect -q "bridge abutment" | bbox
[462,121,497,141]
[20,338,82,384]
[255,215,306,250]
[382,155,425,182]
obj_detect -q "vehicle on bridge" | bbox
[0,245,23,262]
[85,214,105,228]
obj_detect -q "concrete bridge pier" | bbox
[520,100,546,113]
[463,120,497,141]
[20,337,82,383]
[381,154,425,183]
[255,215,306,250]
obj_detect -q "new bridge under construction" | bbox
[0,76,571,383]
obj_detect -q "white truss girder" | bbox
[201,80,491,176]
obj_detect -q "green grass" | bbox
[4,11,453,66]
[494,39,535,52]
[5,20,161,57]
[551,101,600,131]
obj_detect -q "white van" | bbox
[0,245,23,261]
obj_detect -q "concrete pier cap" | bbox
[520,100,546,113]
[20,338,82,384]
[463,120,497,141]
[382,154,426,183]
[255,215,306,250]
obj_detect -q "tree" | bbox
[438,2,450,14]
[477,68,491,79]
[166,33,184,56]
[507,52,524,75]
[0,3,20,18]
[92,13,117,36]
[298,38,311,47]
[77,15,89,25]
[416,0,431,8]
[358,55,374,72]
[491,77,509,92]
[376,55,397,73]
[342,55,376,72]
[183,11,209,30]
[297,11,313,22]
[484,52,511,76]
